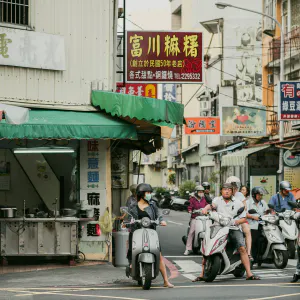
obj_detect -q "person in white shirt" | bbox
[226,177,253,261]
[246,187,268,264]
[193,183,260,281]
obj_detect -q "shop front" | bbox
[0,95,184,264]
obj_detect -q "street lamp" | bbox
[215,2,285,181]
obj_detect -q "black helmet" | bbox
[221,183,233,191]
[202,182,210,189]
[251,186,266,198]
[136,183,153,199]
[279,181,292,191]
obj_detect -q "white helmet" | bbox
[226,176,241,188]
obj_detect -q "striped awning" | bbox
[221,145,270,167]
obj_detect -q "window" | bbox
[291,0,300,28]
[0,0,29,26]
[264,0,276,30]
[282,0,289,34]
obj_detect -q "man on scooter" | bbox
[198,183,260,281]
[202,182,213,204]
[184,185,208,255]
[269,181,296,212]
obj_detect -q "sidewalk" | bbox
[0,263,128,289]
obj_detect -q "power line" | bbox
[184,84,204,107]
[125,17,144,30]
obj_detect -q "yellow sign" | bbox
[284,167,300,190]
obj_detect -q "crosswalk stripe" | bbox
[173,260,201,273]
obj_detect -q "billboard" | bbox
[279,81,300,120]
[126,31,203,83]
[116,83,157,98]
[185,117,220,135]
[221,106,266,136]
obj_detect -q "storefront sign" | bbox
[0,28,65,70]
[126,31,203,83]
[279,81,300,120]
[116,83,157,98]
[221,106,266,136]
[111,148,129,189]
[250,175,276,203]
[283,150,300,167]
[185,117,220,135]
[87,140,100,188]
[169,141,179,156]
[163,84,176,102]
[284,166,300,190]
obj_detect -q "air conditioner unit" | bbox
[268,74,274,85]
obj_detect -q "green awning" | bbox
[0,110,137,140]
[92,91,184,125]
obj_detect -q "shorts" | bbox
[228,229,245,249]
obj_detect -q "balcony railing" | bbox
[269,26,300,63]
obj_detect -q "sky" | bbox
[122,0,171,31]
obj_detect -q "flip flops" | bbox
[246,275,260,280]
[192,276,205,282]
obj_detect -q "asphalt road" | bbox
[1,210,299,300]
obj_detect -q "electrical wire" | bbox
[125,17,144,30]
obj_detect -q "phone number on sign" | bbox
[181,73,201,80]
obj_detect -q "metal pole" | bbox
[216,3,285,182]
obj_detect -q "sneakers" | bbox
[291,274,300,283]
[184,250,192,255]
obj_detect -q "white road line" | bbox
[182,274,197,281]
[288,259,297,267]
[165,255,201,258]
[173,260,202,273]
[168,221,184,226]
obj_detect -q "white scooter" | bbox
[201,207,246,282]
[182,209,208,254]
[253,204,289,269]
[278,207,299,259]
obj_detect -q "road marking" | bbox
[288,259,297,267]
[9,289,149,300]
[168,221,184,226]
[173,260,201,273]
[165,255,201,258]
[248,292,300,300]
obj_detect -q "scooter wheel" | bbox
[137,279,143,286]
[142,263,152,290]
[273,249,289,269]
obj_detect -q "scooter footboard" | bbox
[271,244,287,251]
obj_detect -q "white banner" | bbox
[0,28,65,71]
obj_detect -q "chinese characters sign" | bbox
[279,82,300,120]
[116,83,157,98]
[87,140,100,188]
[126,31,203,83]
[185,117,220,135]
[221,106,266,136]
[163,84,176,102]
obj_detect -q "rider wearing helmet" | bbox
[125,183,174,288]
[269,181,296,212]
[226,177,252,260]
[246,187,268,263]
[184,185,208,255]
[202,182,213,204]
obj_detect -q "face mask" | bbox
[198,192,204,198]
[144,194,152,202]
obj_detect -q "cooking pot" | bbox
[0,207,17,218]
[60,208,77,217]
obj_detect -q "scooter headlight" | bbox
[219,216,231,227]
[266,216,278,224]
[141,217,151,228]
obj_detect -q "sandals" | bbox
[246,275,260,280]
[248,255,254,262]
[192,276,205,282]
[164,282,174,288]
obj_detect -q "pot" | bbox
[0,207,17,218]
[60,208,77,217]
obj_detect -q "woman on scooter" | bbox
[126,183,174,288]
[184,185,207,255]
[246,187,268,264]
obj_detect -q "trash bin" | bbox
[113,230,129,267]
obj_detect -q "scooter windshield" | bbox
[210,225,222,239]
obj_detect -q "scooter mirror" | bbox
[288,201,298,209]
[162,209,170,216]
[237,207,245,215]
[120,206,128,214]
[248,209,257,214]
[268,204,275,209]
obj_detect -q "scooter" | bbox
[182,209,208,254]
[121,207,170,290]
[278,208,299,259]
[253,204,289,269]
[201,207,247,282]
